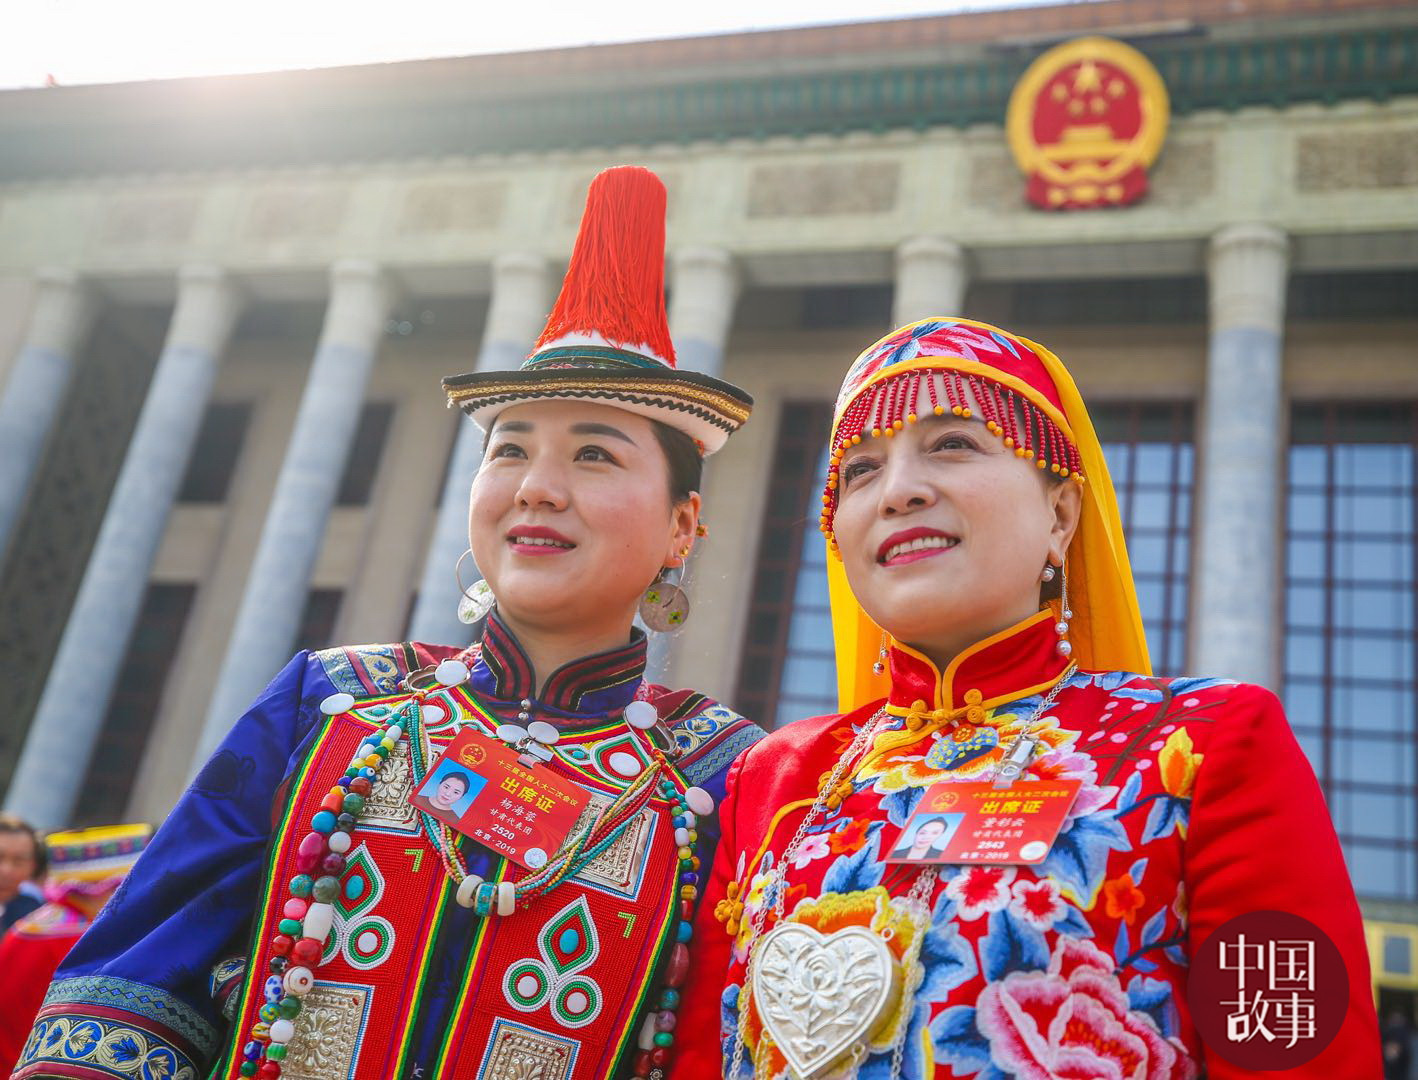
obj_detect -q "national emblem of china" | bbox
[1006,36,1170,210]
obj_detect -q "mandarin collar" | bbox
[468,609,647,717]
[886,609,1070,715]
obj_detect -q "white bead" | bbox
[623,700,659,730]
[525,847,547,869]
[456,874,484,909]
[681,812,697,828]
[497,881,516,916]
[1055,621,1069,635]
[419,703,445,725]
[496,723,528,745]
[1057,640,1073,657]
[684,786,715,816]
[435,659,470,687]
[283,967,315,996]
[302,902,334,943]
[674,827,691,847]
[269,1019,295,1044]
[385,723,404,741]
[319,693,355,715]
[608,751,643,777]
[327,831,351,854]
[527,720,560,745]
[638,1012,659,1050]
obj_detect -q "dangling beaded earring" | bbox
[1054,561,1073,657]
[872,630,889,676]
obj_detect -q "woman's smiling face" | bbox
[468,399,698,638]
[831,392,1081,666]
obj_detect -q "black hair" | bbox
[649,420,703,504]
[0,813,45,880]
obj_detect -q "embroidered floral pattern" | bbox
[717,669,1239,1079]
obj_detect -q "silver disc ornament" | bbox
[639,581,690,632]
[458,578,496,625]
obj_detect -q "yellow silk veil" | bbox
[826,318,1152,712]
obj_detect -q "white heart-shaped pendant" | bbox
[752,922,899,1078]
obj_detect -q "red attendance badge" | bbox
[885,778,1082,866]
[1006,36,1170,210]
[410,729,588,871]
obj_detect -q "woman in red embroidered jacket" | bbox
[677,317,1380,1079]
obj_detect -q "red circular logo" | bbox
[1188,910,1348,1070]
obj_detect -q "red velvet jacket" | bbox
[677,611,1380,1079]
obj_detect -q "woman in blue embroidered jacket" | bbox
[17,167,762,1080]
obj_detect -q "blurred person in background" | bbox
[0,824,150,1075]
[0,813,45,932]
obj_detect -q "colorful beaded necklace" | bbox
[235,658,714,1080]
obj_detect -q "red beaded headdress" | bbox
[823,317,1152,711]
[821,317,1086,549]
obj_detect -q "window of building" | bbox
[74,583,196,825]
[1093,403,1196,676]
[1285,402,1417,903]
[178,402,253,503]
[295,588,344,653]
[335,402,395,506]
[734,402,835,729]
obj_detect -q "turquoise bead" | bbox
[660,988,680,1009]
[653,1032,674,1047]
[676,921,692,943]
[277,918,302,936]
[311,811,337,834]
[288,875,313,898]
[343,793,366,815]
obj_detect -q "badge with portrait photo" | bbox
[885,778,1082,866]
[410,729,588,871]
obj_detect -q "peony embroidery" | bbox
[1008,877,1068,932]
[977,937,1195,1080]
[944,866,1015,921]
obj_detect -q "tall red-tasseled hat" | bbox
[443,166,753,455]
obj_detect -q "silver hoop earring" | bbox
[455,549,496,625]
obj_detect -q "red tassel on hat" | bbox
[535,165,678,367]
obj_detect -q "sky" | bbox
[1,0,1057,90]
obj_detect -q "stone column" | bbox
[194,260,393,765]
[407,253,550,647]
[6,267,243,826]
[646,248,741,680]
[1192,224,1289,688]
[892,237,968,327]
[669,246,738,377]
[0,268,95,560]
